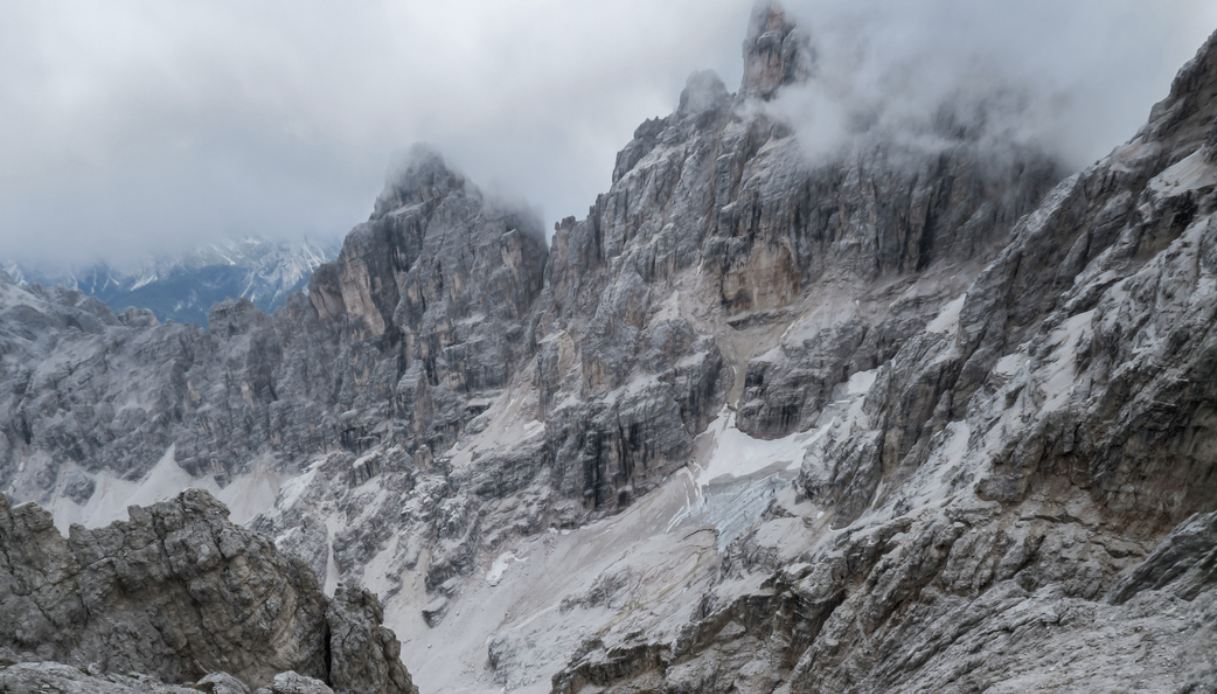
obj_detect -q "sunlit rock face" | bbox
[2,3,1217,694]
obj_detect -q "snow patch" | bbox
[129,271,159,290]
[487,551,524,587]
[926,293,966,334]
[1037,310,1095,412]
[362,535,401,596]
[994,352,1027,378]
[48,447,285,532]
[845,368,877,396]
[1148,150,1217,196]
[693,408,821,486]
[323,517,340,596]
[446,390,544,469]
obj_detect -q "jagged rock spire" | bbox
[678,69,729,115]
[740,0,813,99]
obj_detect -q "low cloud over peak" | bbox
[770,1,1217,167]
[0,1,1213,268]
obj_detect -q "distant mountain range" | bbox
[2,236,339,325]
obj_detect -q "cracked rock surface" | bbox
[0,489,416,694]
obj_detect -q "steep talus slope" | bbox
[0,489,417,693]
[551,26,1217,694]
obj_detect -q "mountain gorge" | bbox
[1,3,1216,692]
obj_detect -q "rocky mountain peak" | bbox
[678,69,730,116]
[371,145,467,220]
[741,0,812,99]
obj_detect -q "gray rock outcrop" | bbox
[0,662,202,693]
[0,489,416,693]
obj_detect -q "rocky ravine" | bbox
[1,2,1216,692]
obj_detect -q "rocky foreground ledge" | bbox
[0,489,417,694]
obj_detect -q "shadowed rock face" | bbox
[0,489,417,694]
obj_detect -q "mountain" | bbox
[4,236,338,326]
[1,3,1216,692]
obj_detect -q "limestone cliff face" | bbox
[308,146,548,449]
[0,3,1055,536]
[0,489,417,694]
[550,27,1217,694]
[532,11,1059,512]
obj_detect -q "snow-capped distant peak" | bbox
[3,235,340,325]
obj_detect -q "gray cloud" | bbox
[770,1,1217,167]
[0,1,750,267]
[0,1,1213,269]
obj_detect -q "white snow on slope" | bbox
[692,409,821,486]
[393,361,883,692]
[48,446,285,533]
[1037,309,1095,413]
[926,292,966,334]
[665,367,878,547]
[446,389,544,469]
[386,471,718,694]
[689,369,876,488]
[1148,150,1217,195]
[487,551,524,587]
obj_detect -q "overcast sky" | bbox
[1,1,1215,269]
